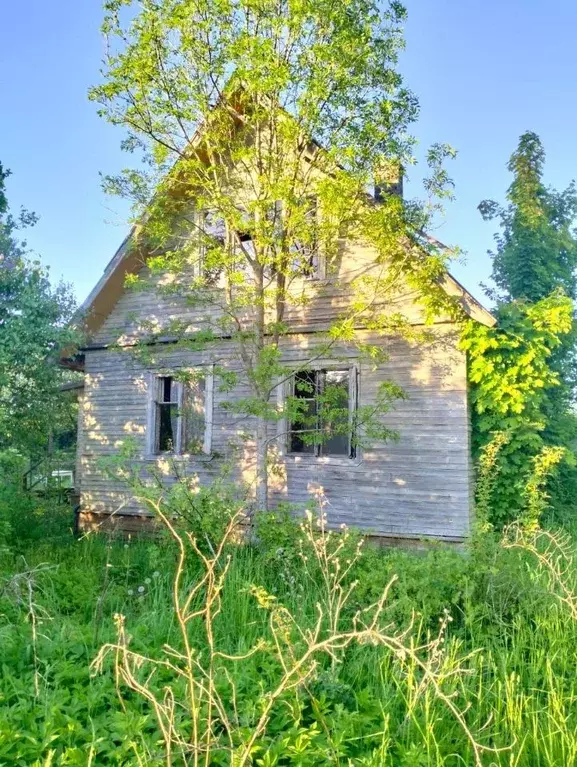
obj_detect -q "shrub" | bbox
[0,449,73,550]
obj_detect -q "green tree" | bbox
[479,132,577,440]
[479,131,577,304]
[0,163,78,456]
[462,293,573,525]
[467,132,577,524]
[90,0,458,509]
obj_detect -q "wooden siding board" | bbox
[78,325,472,540]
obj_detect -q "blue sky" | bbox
[1,0,576,306]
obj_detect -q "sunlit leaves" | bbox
[462,293,573,524]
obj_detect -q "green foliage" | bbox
[2,509,577,765]
[0,450,73,550]
[462,293,573,525]
[463,293,572,434]
[479,131,577,304]
[469,131,577,526]
[0,163,80,456]
[521,446,566,531]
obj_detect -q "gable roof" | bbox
[77,89,495,338]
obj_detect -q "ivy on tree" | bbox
[465,132,577,525]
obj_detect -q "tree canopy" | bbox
[0,163,78,456]
[479,131,577,304]
[466,132,577,525]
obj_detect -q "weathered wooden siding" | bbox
[77,325,472,541]
[91,236,454,348]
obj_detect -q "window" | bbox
[150,371,213,455]
[199,211,226,253]
[236,229,256,261]
[155,376,179,453]
[198,211,226,283]
[289,368,357,457]
[290,196,322,279]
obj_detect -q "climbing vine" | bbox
[461,292,573,526]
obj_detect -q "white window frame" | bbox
[301,195,325,280]
[278,364,359,460]
[146,367,214,457]
[196,209,227,281]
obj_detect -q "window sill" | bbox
[144,453,215,463]
[283,453,363,468]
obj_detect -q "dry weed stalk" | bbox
[502,523,577,620]
[92,499,505,766]
[1,561,55,698]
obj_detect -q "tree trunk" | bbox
[255,415,268,512]
[253,259,269,513]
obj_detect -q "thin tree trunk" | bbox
[254,261,269,513]
[255,414,268,512]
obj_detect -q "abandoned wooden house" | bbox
[70,118,495,543]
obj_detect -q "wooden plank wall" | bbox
[78,326,472,541]
[90,239,452,347]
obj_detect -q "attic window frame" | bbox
[197,209,226,277]
[291,195,325,280]
[146,368,214,457]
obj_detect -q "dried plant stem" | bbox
[93,500,508,765]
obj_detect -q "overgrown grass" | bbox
[1,518,577,765]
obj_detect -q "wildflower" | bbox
[144,577,151,585]
[127,589,134,596]
[138,585,145,593]
[152,571,160,579]
[124,544,129,550]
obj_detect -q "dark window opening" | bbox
[199,211,226,284]
[236,229,256,261]
[290,371,318,454]
[156,376,179,453]
[289,369,355,457]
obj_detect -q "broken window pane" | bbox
[290,370,318,454]
[199,211,226,284]
[321,370,350,456]
[289,369,354,456]
[290,197,319,277]
[156,376,179,453]
[237,230,256,261]
[153,372,210,455]
[202,211,226,247]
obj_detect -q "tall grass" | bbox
[1,518,577,765]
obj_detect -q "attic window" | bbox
[289,368,357,457]
[198,211,226,283]
[290,196,322,279]
[150,370,213,455]
[200,211,226,248]
[236,229,256,260]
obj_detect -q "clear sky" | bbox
[1,0,576,306]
